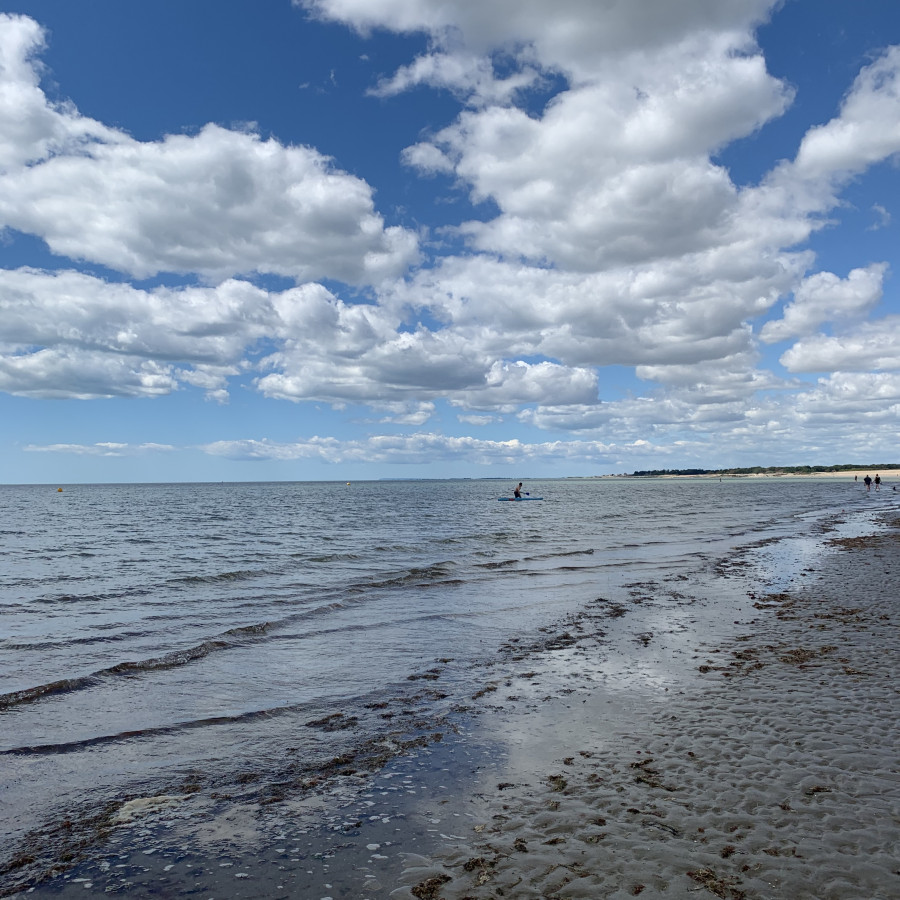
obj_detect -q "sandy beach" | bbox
[654,469,898,482]
[7,506,898,899]
[393,515,899,900]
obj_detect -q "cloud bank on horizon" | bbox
[1,0,899,480]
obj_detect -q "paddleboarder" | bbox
[513,482,523,499]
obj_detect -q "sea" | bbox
[0,476,894,896]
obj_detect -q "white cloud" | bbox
[797,371,900,411]
[794,46,900,180]
[375,401,436,425]
[0,269,274,360]
[0,13,120,170]
[0,348,179,400]
[0,268,272,398]
[447,360,598,412]
[370,48,540,107]
[779,317,900,373]
[457,413,495,426]
[200,432,629,465]
[386,252,797,373]
[761,264,888,343]
[0,124,418,283]
[25,441,176,456]
[257,319,598,409]
[0,19,417,283]
[302,1,774,74]
[0,267,600,409]
[870,203,892,231]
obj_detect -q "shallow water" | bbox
[1,476,892,879]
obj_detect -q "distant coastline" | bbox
[629,465,900,478]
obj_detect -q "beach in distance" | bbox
[616,468,900,481]
[1,477,897,899]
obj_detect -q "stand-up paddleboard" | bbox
[498,496,543,501]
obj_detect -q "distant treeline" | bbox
[630,465,900,477]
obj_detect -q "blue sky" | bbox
[1,0,899,483]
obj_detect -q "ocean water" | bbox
[0,476,890,886]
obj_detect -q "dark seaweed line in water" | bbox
[0,639,231,711]
[0,614,302,711]
[477,547,596,569]
[530,547,596,561]
[0,701,314,757]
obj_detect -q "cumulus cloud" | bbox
[793,46,900,181]
[0,349,179,400]
[200,432,631,465]
[386,252,795,372]
[0,268,271,398]
[0,266,601,407]
[370,48,541,107]
[798,371,900,410]
[457,413,495,425]
[301,1,773,73]
[25,441,175,456]
[761,264,888,343]
[447,360,599,412]
[0,123,418,283]
[258,302,599,409]
[0,13,120,169]
[375,401,436,425]
[779,317,900,373]
[0,17,417,283]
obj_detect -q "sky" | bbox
[1,0,899,483]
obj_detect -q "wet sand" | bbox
[395,519,900,899]
[8,513,898,899]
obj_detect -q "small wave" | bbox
[222,621,274,639]
[30,586,152,605]
[527,547,595,562]
[1,629,153,652]
[0,639,233,711]
[476,558,519,570]
[31,593,108,605]
[0,606,350,712]
[0,675,100,711]
[306,553,363,563]
[167,569,261,586]
[349,561,459,591]
[1,704,300,756]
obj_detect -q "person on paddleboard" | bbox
[513,482,523,498]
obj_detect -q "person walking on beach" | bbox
[875,474,881,490]
[864,474,872,491]
[513,482,523,498]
